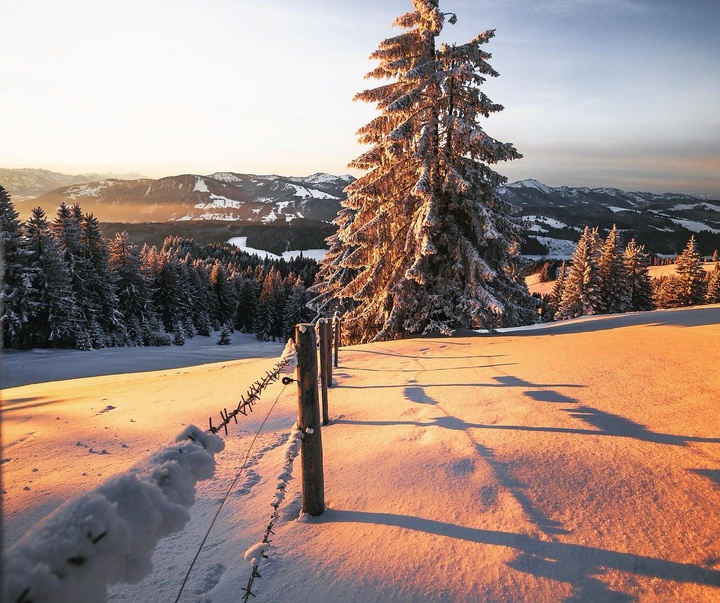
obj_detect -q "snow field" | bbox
[3,306,720,601]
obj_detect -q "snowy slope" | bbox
[3,306,720,602]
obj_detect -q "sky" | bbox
[2,0,719,196]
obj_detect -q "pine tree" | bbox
[556,227,603,319]
[310,0,534,343]
[235,273,259,333]
[674,235,706,307]
[81,213,123,343]
[282,276,313,340]
[211,262,236,328]
[152,250,192,332]
[705,263,720,304]
[255,267,284,342]
[598,224,631,314]
[0,186,33,349]
[52,203,109,346]
[623,239,654,312]
[217,324,232,345]
[108,231,156,344]
[544,260,566,321]
[23,207,82,348]
[187,261,215,334]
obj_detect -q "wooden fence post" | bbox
[295,323,324,516]
[333,314,340,368]
[318,319,330,425]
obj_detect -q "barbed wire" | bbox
[174,382,295,603]
[207,342,297,437]
[242,423,304,601]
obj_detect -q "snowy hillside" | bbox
[3,306,720,602]
[15,172,353,224]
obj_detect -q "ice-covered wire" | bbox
[242,423,304,601]
[207,340,297,437]
[174,382,292,603]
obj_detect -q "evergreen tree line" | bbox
[0,186,317,350]
[542,225,720,321]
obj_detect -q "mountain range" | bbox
[2,169,719,257]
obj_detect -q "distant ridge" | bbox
[0,168,146,200]
[3,168,718,257]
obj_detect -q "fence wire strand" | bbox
[174,382,290,603]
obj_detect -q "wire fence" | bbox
[207,342,298,436]
[242,423,304,601]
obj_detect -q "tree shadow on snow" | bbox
[690,469,720,491]
[403,386,438,405]
[316,509,720,600]
[500,305,720,337]
[566,406,720,446]
[333,412,720,447]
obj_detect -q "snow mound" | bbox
[2,426,224,603]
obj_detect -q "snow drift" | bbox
[2,426,224,603]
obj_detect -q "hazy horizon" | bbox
[2,0,719,196]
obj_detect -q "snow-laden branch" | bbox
[2,427,225,603]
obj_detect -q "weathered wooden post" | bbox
[295,323,324,516]
[318,319,330,425]
[333,313,340,368]
[324,320,333,389]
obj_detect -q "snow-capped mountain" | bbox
[12,172,354,224]
[0,168,146,201]
[499,180,720,256]
[5,169,719,256]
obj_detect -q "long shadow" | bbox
[348,362,517,373]
[1,397,72,412]
[315,509,720,598]
[350,349,508,361]
[690,469,720,491]
[475,443,569,535]
[404,386,437,405]
[566,406,720,446]
[339,378,584,392]
[500,306,720,337]
[332,417,720,446]
[493,376,582,403]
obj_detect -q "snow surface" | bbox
[669,218,720,234]
[193,177,209,193]
[285,183,339,200]
[526,236,577,260]
[227,236,327,262]
[670,202,720,212]
[3,306,720,602]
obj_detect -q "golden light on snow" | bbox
[3,306,720,601]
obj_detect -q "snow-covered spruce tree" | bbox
[623,238,654,312]
[81,213,124,343]
[282,275,313,340]
[598,224,631,314]
[210,262,236,329]
[234,271,259,333]
[0,185,33,349]
[556,227,603,320]
[310,0,534,343]
[544,260,567,321]
[108,231,157,345]
[674,235,707,307]
[705,263,720,304]
[23,207,83,348]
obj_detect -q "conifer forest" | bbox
[0,185,316,350]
